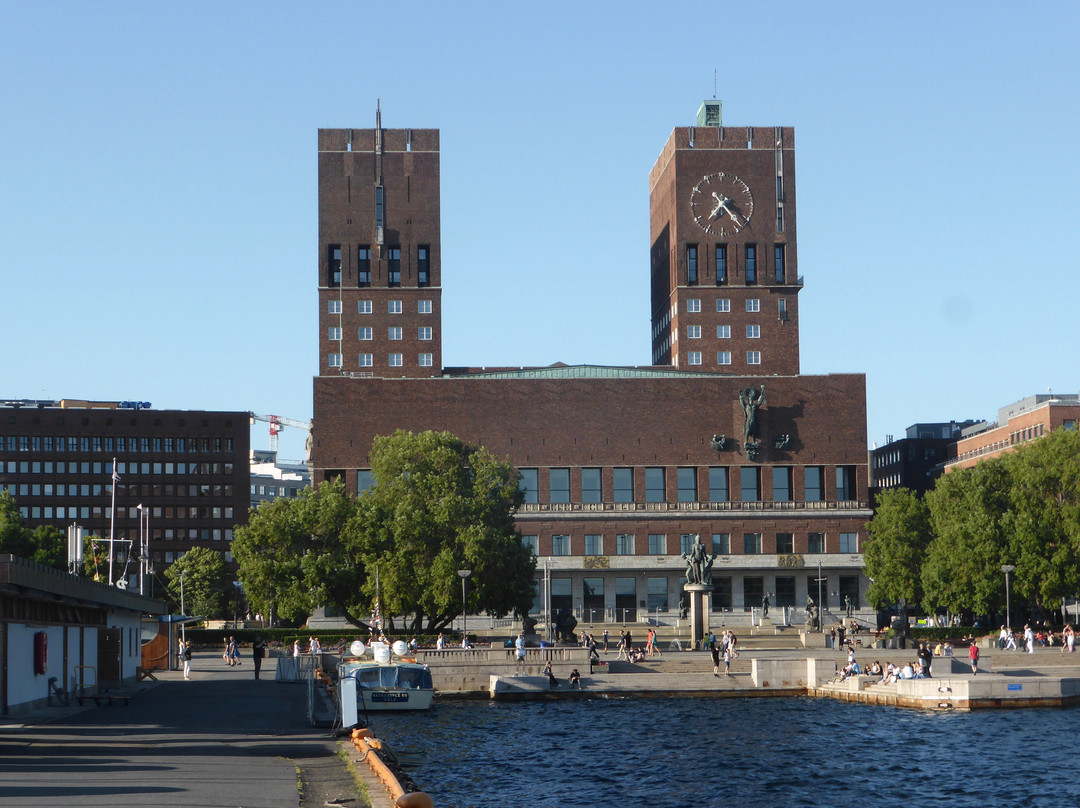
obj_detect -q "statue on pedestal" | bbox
[805,596,818,630]
[682,535,717,586]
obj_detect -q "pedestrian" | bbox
[252,636,266,680]
[1024,624,1035,654]
[969,641,980,676]
[917,641,932,678]
[602,629,609,652]
[436,632,446,650]
[223,636,232,666]
[711,641,721,677]
[182,639,192,680]
[723,646,732,675]
[515,632,527,674]
[293,639,301,658]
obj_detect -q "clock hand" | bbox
[709,192,725,220]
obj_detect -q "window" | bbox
[805,467,824,502]
[418,353,433,367]
[712,576,733,609]
[778,298,787,321]
[551,534,571,556]
[687,351,702,365]
[328,244,341,287]
[680,534,694,555]
[717,325,730,339]
[645,467,665,502]
[359,300,372,314]
[747,351,761,365]
[687,245,698,285]
[743,533,761,554]
[616,534,635,555]
[581,468,602,503]
[358,353,373,367]
[717,351,732,366]
[717,298,731,313]
[687,298,701,313]
[387,247,401,286]
[388,353,403,367]
[359,327,372,340]
[746,298,760,312]
[418,299,432,314]
[712,533,730,554]
[648,534,666,554]
[521,535,538,555]
[745,244,757,283]
[836,466,856,500]
[519,469,538,503]
[328,300,342,314]
[358,246,371,286]
[772,467,792,502]
[740,467,759,502]
[677,467,697,502]
[776,532,794,554]
[583,577,604,615]
[708,467,728,501]
[776,575,796,607]
[647,577,668,611]
[328,327,342,341]
[746,324,760,339]
[808,532,825,553]
[686,325,701,339]
[418,326,432,341]
[388,326,403,341]
[774,244,785,283]
[549,468,570,503]
[715,245,727,284]
[584,534,602,555]
[375,185,384,230]
[357,470,374,493]
[388,300,402,314]
[418,245,430,287]
[613,468,633,502]
[839,576,860,610]
[328,353,342,368]
[839,532,859,553]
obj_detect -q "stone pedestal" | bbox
[683,584,711,649]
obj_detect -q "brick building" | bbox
[310,102,872,624]
[0,400,250,584]
[946,393,1080,471]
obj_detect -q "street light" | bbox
[1002,564,1016,632]
[458,569,472,647]
[179,569,187,645]
[232,581,242,629]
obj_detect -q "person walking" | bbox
[969,641,980,676]
[181,640,192,680]
[252,636,266,680]
[711,640,721,677]
[602,629,609,653]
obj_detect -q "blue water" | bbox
[372,697,1080,808]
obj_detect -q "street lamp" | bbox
[815,561,826,634]
[458,569,472,647]
[232,581,242,629]
[1002,564,1016,632]
[179,569,187,645]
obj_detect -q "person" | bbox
[514,632,526,675]
[969,641,980,676]
[181,639,192,680]
[647,628,662,657]
[943,641,953,657]
[1024,624,1035,654]
[602,629,609,652]
[587,634,600,664]
[408,636,419,653]
[229,636,241,667]
[1063,625,1076,654]
[900,661,915,680]
[543,660,558,687]
[917,642,932,678]
[723,645,732,676]
[436,632,446,650]
[711,640,721,677]
[728,630,739,659]
[645,628,655,656]
[252,636,266,680]
[998,625,1009,649]
[310,636,322,657]
[568,668,582,689]
[223,636,233,666]
[934,641,945,657]
[293,639,301,658]
[1004,630,1017,651]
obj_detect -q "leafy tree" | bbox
[164,546,228,619]
[233,478,363,626]
[863,488,931,609]
[0,491,66,569]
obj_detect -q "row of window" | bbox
[518,466,857,504]
[2,482,235,500]
[329,326,434,341]
[685,243,786,286]
[328,353,434,369]
[523,531,859,556]
[0,436,235,454]
[1,460,235,476]
[13,503,236,531]
[251,484,303,498]
[328,244,431,288]
[328,299,434,315]
[686,351,760,366]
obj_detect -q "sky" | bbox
[2,3,1078,462]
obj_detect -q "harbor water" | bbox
[373,696,1080,808]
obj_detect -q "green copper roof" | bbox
[446,364,736,380]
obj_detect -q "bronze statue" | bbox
[739,385,765,455]
[761,593,770,617]
[682,535,716,585]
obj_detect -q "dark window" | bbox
[418,245,430,287]
[836,466,856,501]
[740,467,759,502]
[583,577,604,616]
[774,244,785,283]
[839,576,860,610]
[712,576,733,610]
[772,467,792,502]
[776,532,794,554]
[357,246,371,286]
[745,245,756,284]
[357,470,374,493]
[581,468,602,503]
[808,574,828,607]
[742,576,763,611]
[687,245,698,285]
[519,469,538,504]
[807,532,825,553]
[805,467,824,502]
[647,577,668,611]
[677,467,696,502]
[328,245,341,287]
[645,467,665,503]
[743,532,761,554]
[375,186,384,231]
[551,577,572,610]
[387,248,401,287]
[549,468,570,503]
[709,467,728,501]
[711,533,730,554]
[613,468,633,503]
[715,245,727,284]
[775,576,796,607]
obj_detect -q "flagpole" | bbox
[108,457,119,586]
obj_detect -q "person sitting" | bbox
[900,663,915,680]
[943,642,953,657]
[543,660,558,687]
[934,641,945,656]
[568,668,582,689]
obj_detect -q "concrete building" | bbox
[310,103,872,624]
[250,449,310,510]
[947,393,1080,471]
[870,421,978,495]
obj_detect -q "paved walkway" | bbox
[0,652,368,808]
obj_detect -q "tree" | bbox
[353,430,535,632]
[0,491,66,569]
[164,546,228,619]
[233,478,364,626]
[863,488,931,609]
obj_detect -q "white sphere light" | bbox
[350,640,366,657]
[392,640,408,656]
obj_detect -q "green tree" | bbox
[863,488,931,609]
[164,546,228,619]
[233,478,363,626]
[0,491,66,569]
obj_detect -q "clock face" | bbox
[690,173,754,236]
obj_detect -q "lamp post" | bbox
[179,570,186,645]
[232,581,242,629]
[458,569,472,647]
[1002,564,1016,632]
[815,561,826,633]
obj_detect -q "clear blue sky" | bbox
[3,3,1077,461]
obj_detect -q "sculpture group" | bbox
[682,535,717,586]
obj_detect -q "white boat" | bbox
[338,642,434,720]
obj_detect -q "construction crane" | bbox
[250,413,311,454]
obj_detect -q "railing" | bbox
[518,499,869,514]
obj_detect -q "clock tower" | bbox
[648,101,800,375]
